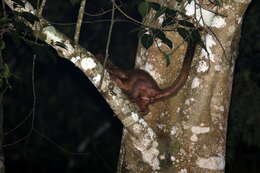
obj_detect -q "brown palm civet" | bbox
[97,41,197,113]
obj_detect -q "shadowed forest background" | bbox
[0,0,259,173]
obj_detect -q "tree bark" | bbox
[118,0,252,172]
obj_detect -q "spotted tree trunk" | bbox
[117,0,251,172]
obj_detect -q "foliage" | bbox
[136,1,206,64]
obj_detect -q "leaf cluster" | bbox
[136,1,205,64]
[0,7,57,64]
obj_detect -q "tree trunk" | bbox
[117,0,251,172]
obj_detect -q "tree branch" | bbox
[3,1,159,162]
[74,0,86,44]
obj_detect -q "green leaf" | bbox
[177,28,189,41]
[151,29,162,37]
[162,17,176,27]
[190,29,205,48]
[141,34,153,49]
[161,37,172,49]
[189,29,206,51]
[163,52,172,66]
[138,2,150,18]
[165,8,177,18]
[12,0,25,7]
[215,0,222,6]
[154,7,167,20]
[152,29,172,49]
[190,29,201,42]
[162,9,177,27]
[178,20,195,28]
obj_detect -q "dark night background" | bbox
[0,0,259,173]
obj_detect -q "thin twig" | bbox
[206,26,228,63]
[50,19,138,26]
[33,129,90,156]
[3,127,91,156]
[195,1,227,17]
[99,0,115,89]
[22,54,37,147]
[3,134,31,147]
[31,55,36,130]
[113,1,143,26]
[4,110,33,135]
[84,4,123,17]
[21,53,37,150]
[198,5,228,64]
[113,1,176,32]
[74,0,86,44]
[197,5,211,61]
